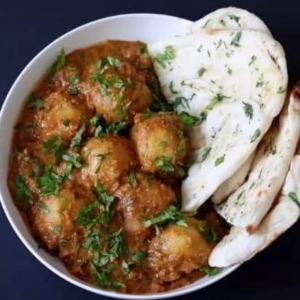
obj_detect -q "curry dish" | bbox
[8,40,228,294]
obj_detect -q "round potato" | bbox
[31,188,85,250]
[131,113,189,178]
[80,63,152,123]
[115,172,176,250]
[35,91,90,143]
[80,135,137,193]
[148,221,211,282]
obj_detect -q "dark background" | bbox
[0,0,299,299]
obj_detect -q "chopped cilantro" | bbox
[53,225,62,233]
[215,155,225,166]
[250,129,261,143]
[201,18,212,28]
[230,32,242,47]
[178,111,200,127]
[199,111,207,123]
[200,147,212,163]
[198,68,206,77]
[277,86,286,94]
[169,81,178,95]
[142,205,187,228]
[37,201,50,214]
[243,102,253,120]
[200,266,219,277]
[38,167,63,195]
[48,48,66,79]
[207,93,230,111]
[288,192,300,208]
[62,153,82,168]
[42,135,64,163]
[26,94,43,109]
[249,55,257,66]
[128,171,137,187]
[14,175,30,208]
[228,14,240,25]
[155,45,175,68]
[96,183,115,213]
[132,251,146,263]
[70,124,85,148]
[155,156,174,173]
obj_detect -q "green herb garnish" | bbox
[200,266,219,277]
[70,124,85,148]
[26,94,43,109]
[42,135,64,163]
[200,147,212,163]
[142,205,187,228]
[48,48,66,79]
[14,175,30,208]
[250,129,261,143]
[155,157,174,173]
[288,192,300,208]
[178,111,200,127]
[37,201,50,214]
[128,171,137,187]
[228,14,240,25]
[155,45,175,68]
[215,155,225,166]
[198,67,206,77]
[169,81,178,95]
[38,167,63,195]
[243,102,253,120]
[230,32,242,47]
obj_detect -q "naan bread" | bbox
[188,7,271,35]
[217,87,300,232]
[209,155,300,267]
[212,151,255,204]
[148,29,287,212]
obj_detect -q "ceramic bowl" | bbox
[0,13,239,299]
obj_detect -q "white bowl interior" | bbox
[0,13,239,299]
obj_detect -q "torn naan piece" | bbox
[217,87,300,232]
[209,155,300,268]
[148,30,287,119]
[188,6,271,35]
[182,100,272,211]
[148,29,287,212]
[212,151,255,205]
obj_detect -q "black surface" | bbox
[0,0,299,299]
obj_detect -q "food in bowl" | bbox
[4,6,300,297]
[7,39,229,294]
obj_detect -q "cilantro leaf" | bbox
[155,45,175,68]
[70,124,85,148]
[48,48,66,79]
[142,205,187,228]
[14,175,30,209]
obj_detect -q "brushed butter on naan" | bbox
[217,87,300,232]
[209,155,300,267]
[189,6,271,35]
[148,29,287,212]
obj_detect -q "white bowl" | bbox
[0,13,239,299]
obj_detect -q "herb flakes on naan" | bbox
[148,28,288,212]
[216,86,300,232]
[188,6,271,35]
[209,155,300,267]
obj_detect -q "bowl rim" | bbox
[0,12,240,299]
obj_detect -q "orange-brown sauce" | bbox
[7,40,228,294]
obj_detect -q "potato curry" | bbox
[8,40,228,294]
